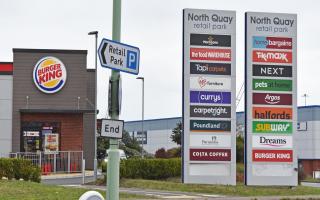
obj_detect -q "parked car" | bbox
[104,149,127,162]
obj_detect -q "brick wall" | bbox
[300,160,320,178]
[21,113,83,151]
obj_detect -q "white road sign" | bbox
[98,38,140,75]
[101,119,124,139]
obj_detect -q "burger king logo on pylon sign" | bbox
[33,56,67,94]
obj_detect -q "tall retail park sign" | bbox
[245,12,297,186]
[183,9,236,185]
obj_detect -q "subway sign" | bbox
[252,121,292,134]
[33,56,67,94]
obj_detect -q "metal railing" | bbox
[0,151,83,175]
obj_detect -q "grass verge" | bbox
[120,178,320,197]
[0,180,154,200]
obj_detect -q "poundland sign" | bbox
[245,12,297,186]
[183,9,236,185]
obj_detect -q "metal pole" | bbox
[94,32,98,182]
[88,30,99,181]
[107,0,121,199]
[141,78,144,157]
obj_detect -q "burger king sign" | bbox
[33,57,67,94]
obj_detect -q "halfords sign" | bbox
[252,107,292,119]
[33,56,67,94]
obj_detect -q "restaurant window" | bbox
[21,122,61,152]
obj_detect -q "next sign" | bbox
[101,119,124,139]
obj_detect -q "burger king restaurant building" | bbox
[0,48,95,169]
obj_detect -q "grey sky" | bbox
[0,0,319,121]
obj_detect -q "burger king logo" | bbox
[33,57,67,94]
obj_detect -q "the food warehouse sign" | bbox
[245,12,297,186]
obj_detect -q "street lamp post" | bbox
[136,77,144,157]
[88,31,98,181]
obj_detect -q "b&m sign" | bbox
[245,12,297,186]
[33,56,67,94]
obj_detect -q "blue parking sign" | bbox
[127,50,138,70]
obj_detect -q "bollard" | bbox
[82,159,85,185]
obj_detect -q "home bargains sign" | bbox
[245,12,297,186]
[183,9,236,185]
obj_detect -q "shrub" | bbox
[120,158,181,180]
[0,158,41,182]
[155,148,167,158]
[166,147,181,158]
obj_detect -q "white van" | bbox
[104,149,127,162]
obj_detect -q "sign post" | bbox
[99,1,140,199]
[245,12,297,186]
[107,0,121,199]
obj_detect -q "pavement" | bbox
[41,173,320,199]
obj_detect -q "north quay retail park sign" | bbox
[245,12,297,186]
[183,9,236,185]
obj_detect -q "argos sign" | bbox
[33,57,67,94]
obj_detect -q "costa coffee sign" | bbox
[252,93,292,105]
[252,149,293,162]
[190,149,231,161]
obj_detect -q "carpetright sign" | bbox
[245,12,297,186]
[183,9,236,185]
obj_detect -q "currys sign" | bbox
[33,57,67,94]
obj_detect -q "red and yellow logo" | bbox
[33,57,67,94]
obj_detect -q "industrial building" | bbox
[125,106,320,177]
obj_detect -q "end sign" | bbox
[101,119,124,139]
[98,38,140,75]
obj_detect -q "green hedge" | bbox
[102,158,181,180]
[0,158,41,182]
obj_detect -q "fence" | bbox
[0,151,83,175]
